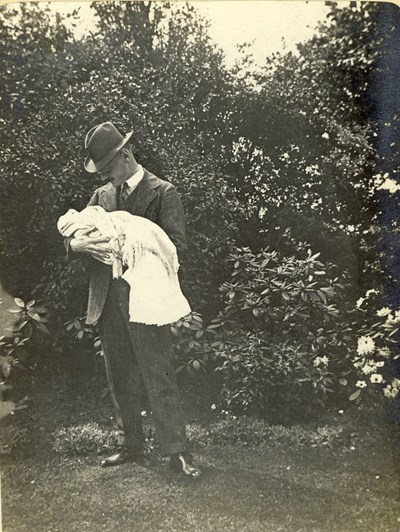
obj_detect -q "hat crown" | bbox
[84,122,133,173]
[85,122,125,164]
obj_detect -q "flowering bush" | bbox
[350,290,400,403]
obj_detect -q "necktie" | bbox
[119,182,130,207]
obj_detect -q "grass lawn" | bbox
[1,359,400,531]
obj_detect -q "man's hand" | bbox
[70,228,112,263]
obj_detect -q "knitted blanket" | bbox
[57,206,191,326]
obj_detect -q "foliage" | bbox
[6,297,50,338]
[187,415,343,448]
[0,425,29,456]
[214,338,332,420]
[0,296,49,419]
[172,311,224,375]
[52,422,119,455]
[64,313,102,358]
[0,1,399,420]
[0,1,395,307]
[348,289,400,407]
[0,1,239,325]
[199,247,354,419]
[52,416,343,455]
[52,419,156,455]
[222,2,400,292]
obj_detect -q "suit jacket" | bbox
[85,169,186,325]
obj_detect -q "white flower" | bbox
[384,386,395,399]
[378,347,390,357]
[395,310,400,320]
[141,411,147,417]
[357,336,375,356]
[338,410,344,414]
[356,297,365,308]
[370,374,383,383]
[210,404,216,411]
[377,178,400,194]
[362,362,377,375]
[377,307,392,317]
[383,382,400,399]
[356,380,367,388]
[366,289,378,297]
[353,360,363,369]
[322,132,329,139]
[282,152,289,160]
[376,361,385,367]
[314,355,329,367]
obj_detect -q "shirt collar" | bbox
[125,165,144,190]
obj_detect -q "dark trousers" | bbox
[98,278,187,456]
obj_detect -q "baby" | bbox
[58,206,190,325]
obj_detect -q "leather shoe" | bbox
[100,449,144,468]
[169,453,201,478]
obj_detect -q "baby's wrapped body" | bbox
[57,206,191,326]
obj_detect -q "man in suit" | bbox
[69,122,200,478]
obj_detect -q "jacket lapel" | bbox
[99,183,118,212]
[97,169,160,214]
[125,169,159,216]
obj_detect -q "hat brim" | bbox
[84,131,134,173]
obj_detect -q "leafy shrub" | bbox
[52,423,119,455]
[52,417,343,455]
[215,338,332,420]
[64,314,103,362]
[202,246,355,420]
[0,296,49,419]
[52,420,156,456]
[172,311,224,375]
[187,416,343,448]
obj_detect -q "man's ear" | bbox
[120,148,130,161]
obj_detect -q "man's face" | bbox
[98,151,128,187]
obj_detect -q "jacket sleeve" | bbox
[64,189,99,260]
[157,184,186,263]
[87,189,99,207]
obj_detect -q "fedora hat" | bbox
[84,122,133,173]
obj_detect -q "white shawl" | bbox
[57,206,191,326]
